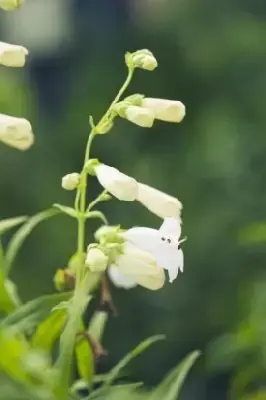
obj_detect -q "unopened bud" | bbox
[95,225,122,244]
[85,247,108,272]
[125,49,158,71]
[61,173,80,191]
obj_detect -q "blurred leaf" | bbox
[85,211,108,224]
[55,289,92,398]
[0,328,29,383]
[31,308,67,351]
[104,335,165,387]
[86,383,144,400]
[4,209,60,276]
[0,216,27,236]
[1,292,72,332]
[53,204,77,218]
[151,350,200,400]
[239,222,266,244]
[75,335,94,386]
[0,271,17,314]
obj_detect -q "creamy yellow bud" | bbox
[126,49,158,71]
[0,114,34,150]
[95,164,138,201]
[0,42,28,67]
[137,183,182,219]
[61,173,80,191]
[85,248,108,272]
[142,98,186,123]
[125,106,154,128]
[0,0,23,10]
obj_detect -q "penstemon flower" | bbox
[0,41,28,67]
[142,98,186,123]
[94,164,138,201]
[0,114,34,150]
[121,217,184,283]
[136,183,182,219]
[109,242,165,290]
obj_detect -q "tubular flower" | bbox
[121,217,184,283]
[142,98,185,123]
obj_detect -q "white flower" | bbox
[95,164,138,201]
[109,242,165,290]
[0,42,28,67]
[136,183,182,219]
[124,106,154,128]
[108,266,137,290]
[121,217,184,283]
[142,98,185,123]
[0,114,34,150]
[85,248,108,272]
[61,173,80,191]
[0,0,23,11]
[126,49,158,71]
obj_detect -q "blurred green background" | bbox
[1,0,266,398]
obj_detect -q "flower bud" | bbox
[126,49,158,71]
[142,98,186,123]
[0,0,23,11]
[0,42,28,67]
[94,164,138,201]
[61,173,80,191]
[85,247,108,272]
[95,225,122,244]
[0,114,34,150]
[137,183,182,219]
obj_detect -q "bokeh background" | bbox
[1,0,266,399]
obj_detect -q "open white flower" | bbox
[136,182,182,219]
[0,114,34,150]
[95,164,138,201]
[121,217,184,283]
[124,105,154,128]
[0,42,28,67]
[142,98,185,123]
[109,242,165,290]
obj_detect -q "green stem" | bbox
[57,66,135,397]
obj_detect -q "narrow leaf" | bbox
[4,209,59,276]
[75,335,94,385]
[1,292,72,332]
[53,204,78,218]
[151,350,201,400]
[85,211,108,224]
[0,271,17,314]
[0,216,27,236]
[31,308,67,351]
[104,335,165,387]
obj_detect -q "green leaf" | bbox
[86,383,144,400]
[53,204,78,218]
[55,288,92,398]
[0,216,28,236]
[4,209,59,276]
[0,328,29,383]
[31,308,67,351]
[1,292,72,332]
[85,211,108,224]
[0,271,18,314]
[104,335,165,387]
[151,350,201,400]
[75,334,94,386]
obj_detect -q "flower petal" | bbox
[121,227,160,254]
[108,265,137,289]
[159,217,182,239]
